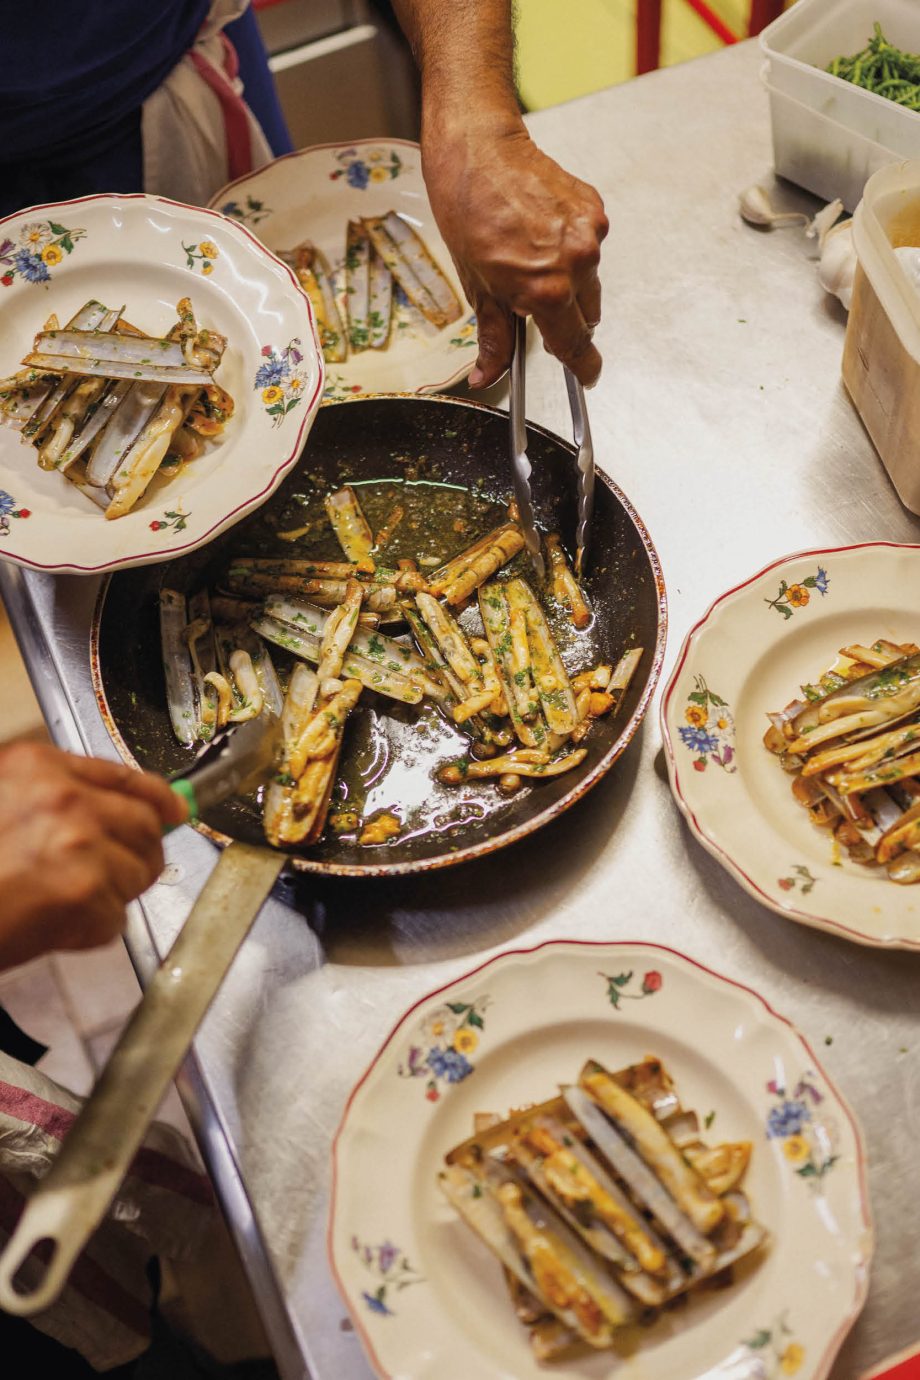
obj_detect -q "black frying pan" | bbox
[92,394,666,875]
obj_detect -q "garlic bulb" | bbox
[816,220,856,310]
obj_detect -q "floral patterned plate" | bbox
[0,193,322,572]
[661,543,920,949]
[210,139,476,400]
[329,940,871,1380]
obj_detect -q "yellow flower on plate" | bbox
[289,376,303,392]
[199,241,219,260]
[685,704,708,729]
[202,262,214,275]
[453,1027,478,1055]
[369,166,389,183]
[368,149,384,163]
[716,717,728,730]
[783,1134,811,1167]
[41,244,63,267]
[786,583,810,608]
[780,1342,805,1375]
[430,1020,445,1038]
[262,385,284,405]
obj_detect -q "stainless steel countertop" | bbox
[3,40,920,1380]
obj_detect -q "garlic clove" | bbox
[739,183,809,229]
[806,198,846,247]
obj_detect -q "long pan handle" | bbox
[0,840,284,1316]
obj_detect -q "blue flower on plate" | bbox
[346,160,370,190]
[362,1291,393,1317]
[815,566,830,596]
[254,356,288,389]
[767,1099,811,1139]
[678,725,719,754]
[13,249,49,283]
[0,492,16,516]
[426,1046,472,1084]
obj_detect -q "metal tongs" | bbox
[509,315,596,583]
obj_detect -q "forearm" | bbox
[391,0,525,140]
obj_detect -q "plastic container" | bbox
[763,70,900,211]
[760,0,920,208]
[843,160,920,514]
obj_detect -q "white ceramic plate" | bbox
[330,940,871,1380]
[0,194,322,573]
[210,139,476,399]
[661,543,920,949]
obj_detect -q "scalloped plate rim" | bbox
[660,541,920,950]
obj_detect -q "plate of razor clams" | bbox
[0,193,323,572]
[662,542,920,948]
[210,138,477,400]
[330,941,872,1380]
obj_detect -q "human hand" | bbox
[423,127,609,388]
[0,743,187,972]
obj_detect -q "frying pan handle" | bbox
[0,841,285,1317]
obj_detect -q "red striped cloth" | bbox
[0,1053,215,1370]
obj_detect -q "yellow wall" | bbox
[515,0,771,111]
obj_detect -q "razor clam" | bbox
[510,1117,684,1305]
[545,533,591,629]
[368,246,392,349]
[440,527,526,605]
[225,568,398,612]
[159,589,197,746]
[579,1062,724,1237]
[184,590,220,741]
[283,681,362,845]
[263,663,320,847]
[264,595,440,693]
[106,384,200,518]
[325,486,375,572]
[213,627,264,724]
[479,583,544,748]
[54,379,134,472]
[364,213,462,329]
[507,578,579,735]
[85,381,167,489]
[23,301,114,440]
[437,748,587,783]
[34,306,123,467]
[345,220,371,353]
[785,653,920,751]
[316,581,363,684]
[415,592,483,690]
[426,521,523,593]
[564,1086,717,1271]
[252,615,423,706]
[279,242,347,364]
[24,324,214,382]
[441,1158,634,1348]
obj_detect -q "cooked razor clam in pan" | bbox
[160,478,643,851]
[765,637,920,884]
[440,1056,765,1363]
[0,298,233,518]
[279,211,463,365]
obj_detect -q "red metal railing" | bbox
[636,0,785,76]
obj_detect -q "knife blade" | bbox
[509,315,546,584]
[168,712,283,826]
